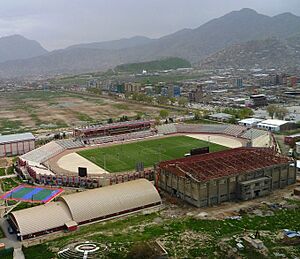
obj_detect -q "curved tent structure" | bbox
[59,179,161,224]
[9,201,73,239]
[8,179,161,240]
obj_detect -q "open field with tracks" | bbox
[0,90,163,134]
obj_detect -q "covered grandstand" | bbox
[73,120,153,138]
[8,179,162,240]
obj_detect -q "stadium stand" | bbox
[88,130,155,145]
[241,128,267,139]
[157,124,177,135]
[158,123,267,142]
[198,125,229,134]
[223,125,246,137]
[20,141,64,164]
[56,139,84,150]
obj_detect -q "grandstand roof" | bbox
[157,148,291,182]
[9,179,161,237]
[60,179,161,223]
[10,201,72,236]
[0,133,35,145]
[75,120,152,133]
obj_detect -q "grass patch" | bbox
[23,244,54,259]
[0,168,5,176]
[112,103,129,110]
[0,177,20,191]
[73,111,95,122]
[78,136,227,172]
[24,207,300,259]
[0,119,23,134]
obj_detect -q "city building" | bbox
[238,118,264,127]
[257,119,296,132]
[250,94,268,107]
[209,113,233,122]
[124,83,142,93]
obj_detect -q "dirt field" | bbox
[57,153,109,175]
[186,133,244,148]
[0,90,163,134]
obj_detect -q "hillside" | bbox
[1,8,300,78]
[0,35,48,63]
[115,57,191,73]
[199,36,300,69]
[67,36,152,50]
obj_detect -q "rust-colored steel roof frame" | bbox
[157,148,292,182]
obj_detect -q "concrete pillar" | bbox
[227,178,230,201]
[217,180,220,204]
[207,182,210,206]
[286,165,289,185]
[279,166,282,189]
[197,182,201,207]
[270,167,274,190]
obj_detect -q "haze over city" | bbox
[1,0,300,49]
[0,1,299,258]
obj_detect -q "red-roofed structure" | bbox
[156,148,296,207]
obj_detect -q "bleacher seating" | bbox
[223,125,246,137]
[175,124,201,133]
[56,139,84,149]
[241,128,267,139]
[198,125,228,134]
[88,130,156,145]
[20,141,64,164]
[157,124,177,135]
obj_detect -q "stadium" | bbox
[3,119,295,242]
[16,120,274,188]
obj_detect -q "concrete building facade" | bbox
[156,148,296,207]
[0,133,35,157]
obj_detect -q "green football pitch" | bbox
[77,135,227,173]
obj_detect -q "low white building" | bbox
[257,119,295,132]
[238,118,263,127]
[0,133,35,157]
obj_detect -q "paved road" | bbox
[0,174,17,180]
[0,218,24,259]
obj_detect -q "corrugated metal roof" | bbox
[60,179,161,223]
[9,179,161,237]
[0,133,35,144]
[10,201,72,236]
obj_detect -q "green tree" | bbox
[276,106,289,120]
[267,104,277,119]
[159,109,169,119]
[157,96,168,105]
[178,97,188,107]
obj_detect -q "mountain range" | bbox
[0,8,300,78]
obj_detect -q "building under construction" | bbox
[156,148,296,207]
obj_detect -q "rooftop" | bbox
[239,118,263,124]
[258,119,293,126]
[0,132,35,144]
[157,148,291,182]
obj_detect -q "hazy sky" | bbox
[0,0,300,50]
